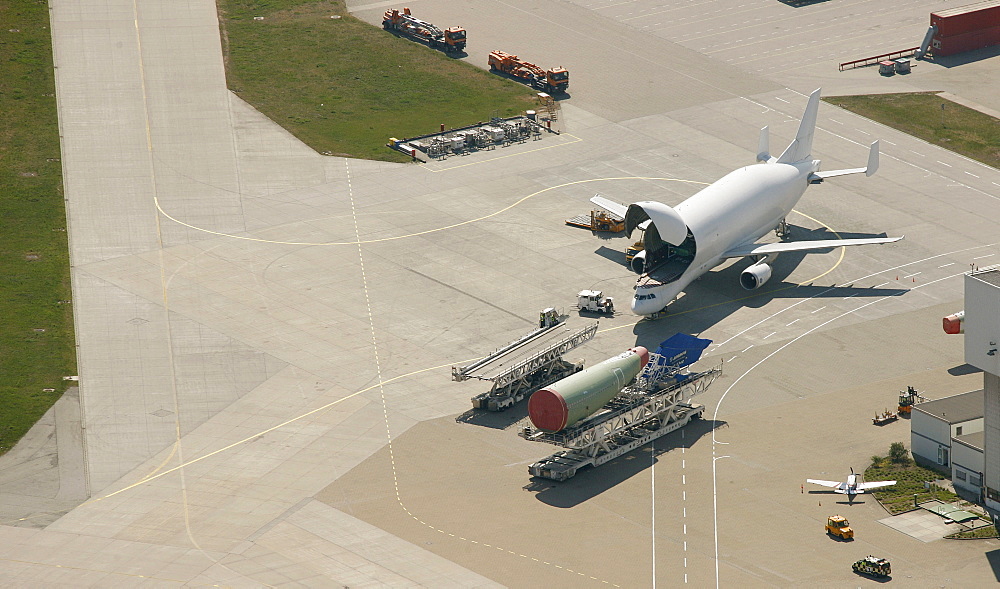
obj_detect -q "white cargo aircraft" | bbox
[807,468,896,501]
[592,88,903,317]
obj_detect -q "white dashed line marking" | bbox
[874,282,888,288]
[843,293,858,299]
[882,139,896,146]
[786,319,799,326]
[974,254,995,260]
[742,345,754,352]
[811,306,826,313]
[762,332,776,340]
[937,161,952,167]
[939,263,954,268]
[902,272,921,278]
[966,172,980,178]
[829,118,843,125]
[775,97,789,103]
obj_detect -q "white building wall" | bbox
[952,417,984,438]
[965,272,1000,375]
[952,441,984,496]
[911,410,952,467]
[966,271,1000,518]
[985,373,1000,512]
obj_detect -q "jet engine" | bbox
[740,262,772,290]
[630,249,647,274]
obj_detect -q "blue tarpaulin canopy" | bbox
[653,333,712,370]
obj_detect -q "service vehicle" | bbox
[825,515,854,539]
[488,50,568,93]
[383,8,466,53]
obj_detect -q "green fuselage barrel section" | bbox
[528,347,648,432]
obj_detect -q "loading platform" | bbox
[520,335,721,481]
[457,318,598,412]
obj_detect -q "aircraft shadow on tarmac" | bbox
[454,405,528,430]
[985,548,1000,583]
[778,0,834,6]
[806,490,868,506]
[949,363,983,376]
[627,225,907,344]
[524,417,725,508]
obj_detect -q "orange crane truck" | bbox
[488,50,569,94]
[383,8,466,53]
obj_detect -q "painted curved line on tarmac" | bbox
[152,177,709,246]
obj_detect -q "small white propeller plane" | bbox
[807,468,896,501]
[592,88,903,317]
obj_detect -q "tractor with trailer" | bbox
[383,8,466,53]
[488,51,569,94]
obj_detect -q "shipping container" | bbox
[931,0,1000,37]
[932,25,1000,55]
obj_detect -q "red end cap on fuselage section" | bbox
[630,346,650,369]
[528,388,569,432]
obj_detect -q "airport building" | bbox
[964,268,1000,525]
[910,389,984,475]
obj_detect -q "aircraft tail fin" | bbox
[777,88,821,164]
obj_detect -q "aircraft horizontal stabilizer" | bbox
[590,195,628,218]
[723,236,903,259]
[810,141,879,181]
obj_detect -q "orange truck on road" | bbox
[488,50,569,94]
[383,8,466,53]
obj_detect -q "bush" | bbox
[889,441,911,465]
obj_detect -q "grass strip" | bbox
[218,0,537,162]
[0,2,75,454]
[824,92,1000,169]
[866,458,960,515]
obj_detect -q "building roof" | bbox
[954,431,985,452]
[913,389,984,424]
[969,267,1000,288]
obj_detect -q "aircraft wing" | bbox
[857,480,896,491]
[590,195,628,218]
[722,236,903,259]
[806,479,844,489]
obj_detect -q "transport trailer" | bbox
[455,311,598,412]
[525,402,706,481]
[521,334,720,481]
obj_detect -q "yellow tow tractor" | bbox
[825,515,854,539]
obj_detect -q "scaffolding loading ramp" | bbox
[466,321,598,411]
[521,333,720,481]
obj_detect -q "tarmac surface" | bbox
[3,0,1000,586]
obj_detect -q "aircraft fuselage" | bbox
[632,159,818,315]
